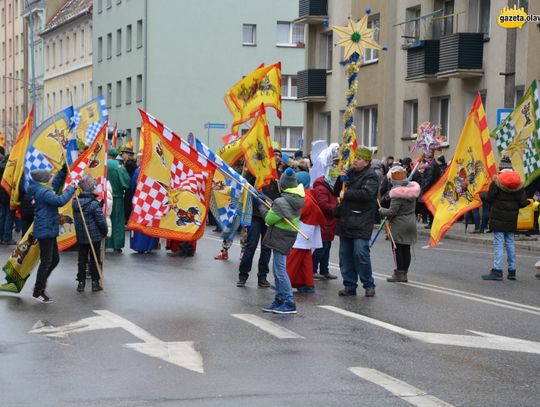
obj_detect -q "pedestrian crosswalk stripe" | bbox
[349,367,455,407]
[232,314,304,339]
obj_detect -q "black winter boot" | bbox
[507,269,516,280]
[91,280,102,292]
[482,269,503,281]
[77,281,85,292]
[387,270,408,283]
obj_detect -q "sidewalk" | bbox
[416,222,540,253]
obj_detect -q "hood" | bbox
[389,181,421,199]
[283,183,305,198]
[73,193,97,214]
[313,176,332,191]
[494,171,523,192]
[26,179,49,196]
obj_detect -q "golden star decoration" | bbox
[331,15,382,60]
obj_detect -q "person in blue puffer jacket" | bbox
[27,166,75,303]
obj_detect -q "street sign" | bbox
[497,108,513,126]
[204,123,227,129]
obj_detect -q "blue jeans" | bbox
[339,237,375,290]
[238,216,271,281]
[0,203,14,241]
[493,232,516,271]
[312,241,332,275]
[272,250,294,303]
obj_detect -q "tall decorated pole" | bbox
[331,9,385,171]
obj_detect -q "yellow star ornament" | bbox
[331,15,382,60]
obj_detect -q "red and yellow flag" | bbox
[2,106,34,210]
[58,122,109,251]
[424,93,497,246]
[111,122,118,148]
[240,106,278,189]
[225,62,281,135]
[128,110,216,241]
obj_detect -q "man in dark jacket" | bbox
[73,175,108,292]
[28,166,75,303]
[482,156,529,281]
[334,147,379,297]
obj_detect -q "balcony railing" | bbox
[437,33,484,79]
[295,0,328,24]
[405,40,444,83]
[297,69,326,102]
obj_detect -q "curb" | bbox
[417,229,539,252]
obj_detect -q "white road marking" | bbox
[421,246,537,258]
[30,310,204,373]
[232,314,304,339]
[320,305,540,355]
[327,262,540,317]
[349,367,454,407]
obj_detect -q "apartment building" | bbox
[92,0,305,151]
[297,0,540,158]
[41,0,93,118]
[0,0,26,146]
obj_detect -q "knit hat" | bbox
[354,146,373,161]
[388,165,408,187]
[499,155,513,172]
[31,169,52,183]
[108,147,118,158]
[295,171,310,189]
[79,174,97,193]
[436,155,446,165]
[280,167,298,189]
[294,150,303,159]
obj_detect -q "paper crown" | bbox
[355,146,373,161]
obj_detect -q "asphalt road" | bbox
[1,230,539,407]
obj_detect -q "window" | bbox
[45,45,49,69]
[59,90,63,108]
[8,4,11,23]
[405,6,421,41]
[515,85,524,107]
[8,38,12,58]
[52,92,56,111]
[81,83,85,102]
[518,0,528,13]
[66,36,70,62]
[403,100,419,138]
[106,83,112,107]
[478,0,490,34]
[126,77,132,104]
[97,0,103,13]
[97,85,103,98]
[136,74,142,102]
[80,29,85,56]
[281,75,297,99]
[274,126,304,149]
[136,20,143,48]
[73,86,77,105]
[116,81,122,106]
[106,0,112,9]
[116,29,122,55]
[321,32,333,71]
[364,15,380,63]
[430,96,450,143]
[126,24,132,52]
[59,39,63,64]
[357,106,378,147]
[1,8,4,27]
[52,42,56,67]
[242,24,256,45]
[1,41,4,60]
[443,0,454,36]
[319,113,331,143]
[15,35,18,54]
[107,33,112,59]
[97,37,103,61]
[276,22,304,46]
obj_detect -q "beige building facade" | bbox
[41,0,93,118]
[0,0,27,146]
[298,0,540,159]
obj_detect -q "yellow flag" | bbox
[2,106,34,210]
[58,123,109,251]
[225,62,281,134]
[424,94,497,247]
[240,106,278,189]
[0,132,5,149]
[217,137,243,165]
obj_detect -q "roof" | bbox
[42,0,92,34]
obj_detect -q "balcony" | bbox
[297,69,326,102]
[405,40,446,83]
[295,0,328,24]
[437,33,484,79]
